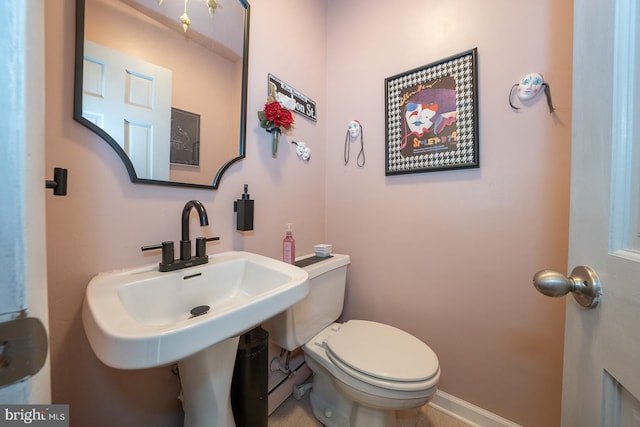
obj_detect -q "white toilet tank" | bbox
[263,254,350,351]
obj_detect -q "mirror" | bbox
[74,0,250,189]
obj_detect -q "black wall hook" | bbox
[45,168,68,196]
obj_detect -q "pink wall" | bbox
[44,0,570,426]
[324,1,572,426]
[45,1,326,425]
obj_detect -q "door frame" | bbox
[0,0,51,403]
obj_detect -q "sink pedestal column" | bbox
[178,336,241,427]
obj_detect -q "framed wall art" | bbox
[385,48,479,175]
[170,108,201,167]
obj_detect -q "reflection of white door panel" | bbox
[562,0,640,425]
[82,40,172,180]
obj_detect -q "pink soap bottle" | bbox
[283,223,296,264]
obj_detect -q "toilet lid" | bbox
[325,320,439,383]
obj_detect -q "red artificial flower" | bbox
[275,109,294,129]
[263,101,282,122]
[258,99,295,131]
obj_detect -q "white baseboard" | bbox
[429,390,522,427]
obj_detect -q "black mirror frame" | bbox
[73,0,250,190]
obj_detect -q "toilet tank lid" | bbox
[297,253,350,280]
[325,320,439,383]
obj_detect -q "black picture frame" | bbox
[170,108,201,167]
[385,48,479,175]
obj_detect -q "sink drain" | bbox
[190,305,210,318]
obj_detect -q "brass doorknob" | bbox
[533,266,602,308]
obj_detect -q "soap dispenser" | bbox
[234,184,254,231]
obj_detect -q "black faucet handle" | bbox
[195,237,220,258]
[142,241,175,266]
[141,244,162,251]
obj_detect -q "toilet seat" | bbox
[324,320,439,392]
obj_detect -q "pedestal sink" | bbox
[82,251,309,427]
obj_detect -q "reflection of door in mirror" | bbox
[83,41,173,180]
[82,0,244,187]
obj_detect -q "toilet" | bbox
[263,254,440,427]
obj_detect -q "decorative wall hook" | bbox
[292,141,311,161]
[509,72,555,113]
[344,120,366,167]
[45,167,68,196]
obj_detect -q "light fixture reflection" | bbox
[206,0,218,16]
[180,0,190,32]
[157,0,218,32]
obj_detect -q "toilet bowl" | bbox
[304,320,440,427]
[263,254,440,427]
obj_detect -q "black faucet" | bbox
[180,200,209,260]
[141,200,219,272]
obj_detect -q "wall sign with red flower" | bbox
[258,96,296,157]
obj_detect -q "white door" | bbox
[561,0,640,425]
[82,41,172,180]
[0,0,51,403]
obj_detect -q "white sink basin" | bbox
[82,251,309,370]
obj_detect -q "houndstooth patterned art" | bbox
[385,48,479,175]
